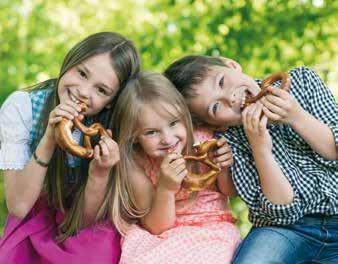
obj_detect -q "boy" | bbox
[164,55,337,263]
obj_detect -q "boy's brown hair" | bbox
[164,55,226,100]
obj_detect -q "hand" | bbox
[45,100,83,142]
[210,137,233,169]
[158,153,187,193]
[242,102,272,154]
[89,130,120,178]
[261,87,304,126]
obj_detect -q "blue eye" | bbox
[219,76,224,88]
[212,102,219,115]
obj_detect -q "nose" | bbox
[218,88,236,107]
[77,85,91,100]
[160,131,173,145]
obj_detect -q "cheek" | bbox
[139,137,157,151]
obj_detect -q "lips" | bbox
[68,90,81,104]
[159,141,180,153]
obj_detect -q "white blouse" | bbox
[0,91,33,170]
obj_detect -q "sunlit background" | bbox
[0,0,337,237]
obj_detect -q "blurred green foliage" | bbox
[0,0,337,238]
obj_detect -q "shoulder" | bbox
[289,67,322,85]
[128,157,154,192]
[1,90,30,107]
[127,159,154,210]
[0,91,32,122]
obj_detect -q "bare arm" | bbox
[82,134,119,227]
[243,103,294,205]
[3,99,82,218]
[82,168,110,227]
[262,69,337,160]
[217,169,237,196]
[4,134,56,218]
[290,109,336,160]
[131,153,186,235]
[252,148,294,204]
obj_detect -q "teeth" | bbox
[69,93,80,103]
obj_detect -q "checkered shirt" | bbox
[216,67,338,227]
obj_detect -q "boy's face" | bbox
[188,65,260,126]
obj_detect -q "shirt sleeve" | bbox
[0,91,32,170]
[219,129,302,224]
[290,67,338,166]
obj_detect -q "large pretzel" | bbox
[183,139,221,192]
[55,103,110,159]
[243,72,291,108]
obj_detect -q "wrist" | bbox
[156,183,177,196]
[89,163,111,179]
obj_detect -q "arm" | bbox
[4,135,56,218]
[82,134,119,227]
[291,109,336,160]
[212,137,237,196]
[131,153,186,235]
[217,169,237,197]
[243,103,294,204]
[262,68,337,160]
[2,94,82,218]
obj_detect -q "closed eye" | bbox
[212,102,219,115]
[219,76,224,88]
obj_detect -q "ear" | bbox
[220,57,242,72]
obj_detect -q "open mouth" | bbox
[160,141,180,153]
[68,90,81,104]
[240,89,255,109]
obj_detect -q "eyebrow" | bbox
[80,63,114,92]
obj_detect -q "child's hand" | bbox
[158,153,187,193]
[89,130,120,177]
[242,102,272,153]
[210,137,233,169]
[261,87,303,126]
[45,100,82,142]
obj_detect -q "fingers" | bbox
[94,136,120,166]
[243,103,263,132]
[50,101,82,122]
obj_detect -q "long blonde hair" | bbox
[109,71,195,235]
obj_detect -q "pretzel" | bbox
[243,72,291,108]
[55,102,110,159]
[183,139,221,192]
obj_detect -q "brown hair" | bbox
[27,32,141,240]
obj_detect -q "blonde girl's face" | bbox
[57,52,120,116]
[136,101,187,158]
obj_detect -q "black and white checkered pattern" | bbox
[216,67,338,227]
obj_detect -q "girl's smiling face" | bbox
[136,101,187,158]
[57,52,119,116]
